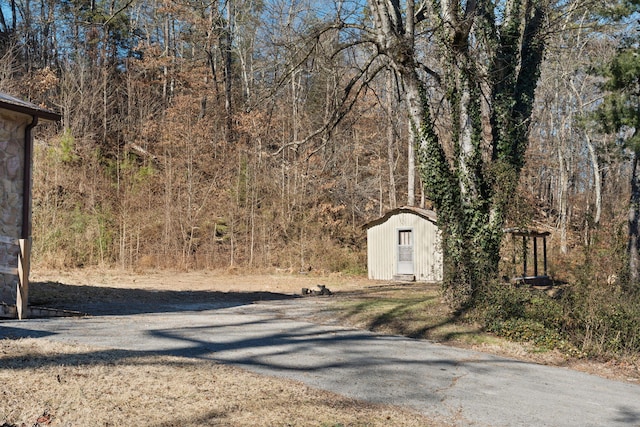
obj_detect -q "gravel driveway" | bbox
[1,294,640,427]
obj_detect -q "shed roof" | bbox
[503,227,551,237]
[0,92,61,121]
[363,206,438,230]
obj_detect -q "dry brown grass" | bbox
[1,338,437,427]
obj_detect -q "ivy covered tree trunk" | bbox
[368,0,548,308]
[423,0,547,307]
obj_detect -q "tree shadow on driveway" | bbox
[26,280,297,316]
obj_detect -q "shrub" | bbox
[562,277,640,357]
[474,283,574,352]
[473,260,640,358]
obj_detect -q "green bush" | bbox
[488,318,565,350]
[474,283,573,352]
[477,284,528,325]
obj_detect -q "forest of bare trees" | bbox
[0,0,637,290]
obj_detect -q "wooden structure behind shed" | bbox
[0,92,60,319]
[504,228,552,286]
[363,207,442,282]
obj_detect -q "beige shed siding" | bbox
[367,211,442,282]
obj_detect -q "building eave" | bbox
[0,92,61,122]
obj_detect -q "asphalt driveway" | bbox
[1,298,639,427]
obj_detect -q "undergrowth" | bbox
[474,275,640,359]
[474,284,582,356]
[564,274,640,357]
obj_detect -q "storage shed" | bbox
[0,92,60,319]
[363,206,443,282]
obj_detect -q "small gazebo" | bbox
[504,228,552,286]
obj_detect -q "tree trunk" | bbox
[558,144,569,254]
[628,152,640,286]
[223,0,234,143]
[407,126,416,206]
[385,70,397,209]
[586,133,602,226]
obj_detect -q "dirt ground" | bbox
[29,268,367,304]
[31,268,369,292]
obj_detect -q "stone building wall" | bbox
[0,109,29,305]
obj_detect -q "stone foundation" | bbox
[0,109,29,305]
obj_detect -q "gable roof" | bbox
[503,227,551,237]
[0,92,61,121]
[363,206,438,229]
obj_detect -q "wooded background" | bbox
[0,0,635,280]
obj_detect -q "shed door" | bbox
[397,229,414,275]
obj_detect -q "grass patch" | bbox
[324,283,486,345]
[1,338,436,427]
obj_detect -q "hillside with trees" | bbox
[1,0,639,355]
